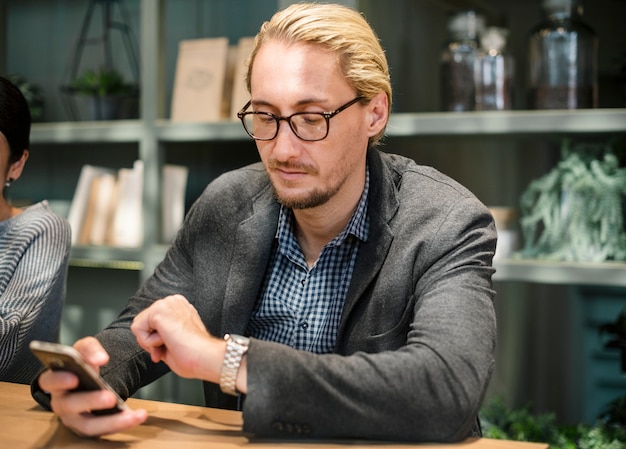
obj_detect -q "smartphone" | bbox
[29,340,129,415]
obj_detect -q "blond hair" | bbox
[246,3,391,147]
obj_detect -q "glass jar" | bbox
[475,27,514,111]
[528,0,598,109]
[440,9,485,112]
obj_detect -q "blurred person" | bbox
[0,75,71,383]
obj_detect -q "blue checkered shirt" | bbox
[246,169,370,353]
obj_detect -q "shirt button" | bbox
[300,321,309,329]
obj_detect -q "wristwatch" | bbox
[219,334,250,396]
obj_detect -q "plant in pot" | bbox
[481,396,626,448]
[8,74,45,121]
[69,68,137,120]
[516,138,626,263]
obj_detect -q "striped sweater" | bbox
[0,201,71,383]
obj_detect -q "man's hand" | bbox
[130,294,225,383]
[38,337,148,437]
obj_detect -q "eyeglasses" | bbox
[237,97,364,142]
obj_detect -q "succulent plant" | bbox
[7,74,44,120]
[70,68,135,97]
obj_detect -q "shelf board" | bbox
[67,245,626,288]
[155,119,249,142]
[388,109,626,136]
[69,246,145,271]
[29,109,626,145]
[31,120,143,144]
[493,258,626,287]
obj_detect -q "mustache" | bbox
[266,159,318,175]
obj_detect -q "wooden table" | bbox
[0,381,547,449]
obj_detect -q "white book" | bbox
[162,164,189,243]
[229,37,255,120]
[171,37,230,122]
[109,160,143,247]
[87,173,118,246]
[67,164,116,245]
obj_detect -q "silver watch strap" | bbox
[219,334,249,396]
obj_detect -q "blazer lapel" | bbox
[220,187,280,334]
[339,149,399,333]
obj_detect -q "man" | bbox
[35,3,497,442]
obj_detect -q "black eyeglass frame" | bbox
[237,96,365,142]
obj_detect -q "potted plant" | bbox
[8,74,45,121]
[480,396,626,448]
[69,68,137,120]
[516,139,626,263]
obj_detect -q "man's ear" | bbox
[365,91,389,138]
[8,150,29,181]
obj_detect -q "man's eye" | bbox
[256,114,275,124]
[298,114,324,125]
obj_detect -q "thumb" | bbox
[74,336,109,369]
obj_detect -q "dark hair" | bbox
[0,75,31,164]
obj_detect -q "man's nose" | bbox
[271,120,301,157]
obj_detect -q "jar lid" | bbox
[542,0,583,13]
[447,10,486,39]
[480,27,509,52]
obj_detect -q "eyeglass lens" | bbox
[239,97,363,141]
[243,112,328,141]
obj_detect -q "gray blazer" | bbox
[44,149,497,442]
